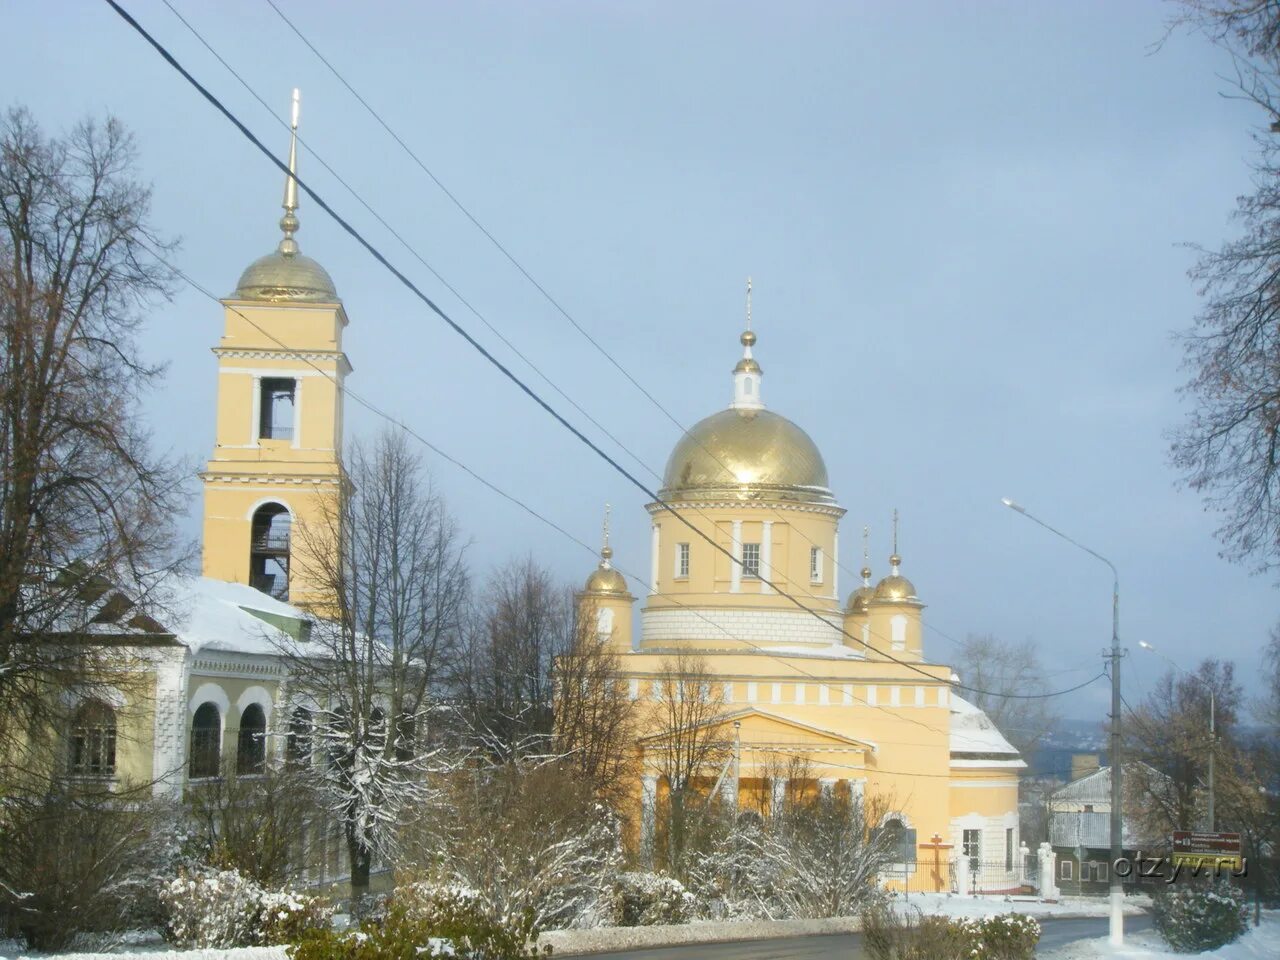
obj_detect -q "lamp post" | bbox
[1138,640,1215,831]
[1002,498,1124,945]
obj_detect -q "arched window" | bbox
[286,707,312,766]
[236,703,267,774]
[250,503,291,600]
[190,702,221,778]
[70,700,116,777]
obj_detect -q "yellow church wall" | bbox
[218,301,347,352]
[646,503,843,612]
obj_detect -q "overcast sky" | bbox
[7,1,1275,720]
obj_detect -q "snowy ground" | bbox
[0,949,285,960]
[1041,912,1278,959]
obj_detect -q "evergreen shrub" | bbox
[603,872,696,926]
[1153,875,1248,953]
[861,907,1040,960]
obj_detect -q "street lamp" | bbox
[1138,640,1216,831]
[1002,497,1124,946]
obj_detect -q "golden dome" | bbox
[659,408,834,504]
[846,584,875,614]
[584,551,628,595]
[873,575,918,602]
[233,250,338,303]
[874,555,919,603]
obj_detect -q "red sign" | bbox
[1171,832,1242,869]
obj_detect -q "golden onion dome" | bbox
[846,585,875,614]
[659,407,834,505]
[584,546,628,595]
[873,555,919,603]
[233,250,338,303]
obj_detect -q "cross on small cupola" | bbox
[731,277,764,411]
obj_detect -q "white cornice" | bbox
[212,348,353,376]
[646,500,846,519]
[198,473,344,486]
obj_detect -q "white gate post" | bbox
[957,853,971,896]
[1038,841,1059,900]
[1018,841,1030,885]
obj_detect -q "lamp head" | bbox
[1001,497,1026,513]
[1139,640,1155,651]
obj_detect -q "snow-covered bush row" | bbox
[160,868,331,949]
[1153,876,1249,953]
[289,885,548,960]
[602,873,696,926]
[862,906,1040,960]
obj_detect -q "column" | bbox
[731,519,742,593]
[832,530,839,599]
[1018,841,1030,886]
[650,525,660,595]
[641,775,658,864]
[771,777,788,818]
[761,520,773,594]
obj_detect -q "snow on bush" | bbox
[160,867,331,948]
[289,885,548,960]
[1153,875,1249,953]
[603,872,696,927]
[862,906,1040,960]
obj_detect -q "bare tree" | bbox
[283,428,470,905]
[747,788,901,919]
[1123,658,1246,833]
[0,106,184,794]
[645,652,731,874]
[458,558,574,762]
[952,634,1057,757]
[1167,2,1280,571]
[552,598,637,805]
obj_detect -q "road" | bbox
[577,914,1154,959]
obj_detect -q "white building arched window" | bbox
[190,702,222,778]
[596,606,614,640]
[69,699,117,778]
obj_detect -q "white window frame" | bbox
[962,828,981,860]
[676,542,690,579]
[1060,859,1074,880]
[741,542,761,579]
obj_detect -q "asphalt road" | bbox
[577,914,1154,959]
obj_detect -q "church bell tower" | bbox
[200,90,349,610]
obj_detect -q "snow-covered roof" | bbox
[1047,763,1171,849]
[949,694,1025,768]
[150,575,309,655]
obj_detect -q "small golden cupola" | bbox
[579,505,634,650]
[867,511,925,661]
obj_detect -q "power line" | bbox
[106,0,1107,705]
[158,0,877,619]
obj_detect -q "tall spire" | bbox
[890,509,902,575]
[731,276,764,411]
[861,524,872,585]
[278,88,301,257]
[600,502,613,568]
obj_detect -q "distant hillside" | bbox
[1025,717,1106,780]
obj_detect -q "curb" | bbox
[538,907,1150,956]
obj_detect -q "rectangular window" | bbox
[1061,859,1074,881]
[676,542,690,579]
[810,546,822,582]
[1006,828,1014,871]
[963,829,981,861]
[1095,861,1108,882]
[259,377,296,440]
[1083,804,1095,813]
[741,542,761,578]
[746,681,758,702]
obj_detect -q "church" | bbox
[577,301,1026,889]
[63,92,1024,894]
